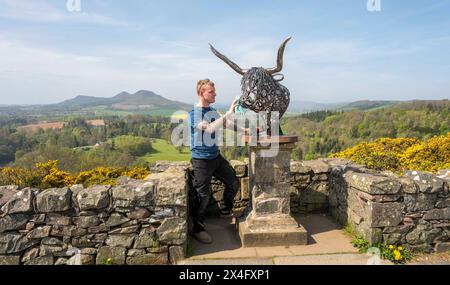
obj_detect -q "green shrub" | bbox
[346,223,413,264]
[349,235,413,264]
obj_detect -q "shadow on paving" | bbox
[188,216,242,256]
[187,213,356,259]
[294,213,345,245]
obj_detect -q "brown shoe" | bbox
[192,231,212,244]
[219,207,233,218]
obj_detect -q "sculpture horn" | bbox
[209,43,246,75]
[266,36,292,75]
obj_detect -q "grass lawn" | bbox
[143,138,191,164]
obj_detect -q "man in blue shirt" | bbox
[188,78,247,244]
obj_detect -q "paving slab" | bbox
[274,253,392,265]
[255,246,295,257]
[183,213,449,265]
[188,213,358,261]
[189,217,258,259]
[179,258,274,265]
[408,252,450,265]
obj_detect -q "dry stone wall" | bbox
[329,163,450,253]
[0,166,188,265]
[1,157,449,266]
[206,157,450,253]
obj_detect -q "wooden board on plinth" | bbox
[242,135,298,145]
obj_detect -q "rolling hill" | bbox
[54,90,192,111]
[0,90,193,116]
[336,100,400,111]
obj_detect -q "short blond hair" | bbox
[197,79,215,96]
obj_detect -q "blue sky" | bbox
[0,0,449,105]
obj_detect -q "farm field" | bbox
[143,138,191,164]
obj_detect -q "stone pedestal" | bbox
[237,135,308,247]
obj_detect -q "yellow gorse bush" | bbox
[329,133,450,174]
[399,132,450,173]
[36,160,75,188]
[75,166,150,187]
[0,167,43,189]
[0,160,150,189]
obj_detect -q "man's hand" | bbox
[228,98,239,114]
[242,127,263,135]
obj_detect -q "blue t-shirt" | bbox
[188,106,221,160]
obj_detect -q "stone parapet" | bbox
[0,164,188,265]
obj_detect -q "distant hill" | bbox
[217,100,390,114]
[55,90,192,111]
[288,99,401,113]
[56,95,111,107]
[336,100,400,111]
[217,99,403,114]
[288,100,349,113]
[0,94,446,118]
[0,90,193,116]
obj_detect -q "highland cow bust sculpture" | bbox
[209,36,292,136]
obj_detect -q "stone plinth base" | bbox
[238,134,307,247]
[237,214,308,247]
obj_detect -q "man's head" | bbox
[197,78,216,104]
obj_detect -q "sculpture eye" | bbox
[272,73,284,82]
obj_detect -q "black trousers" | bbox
[190,154,240,233]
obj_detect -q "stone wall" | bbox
[289,159,335,214]
[206,160,249,214]
[329,163,450,253]
[288,157,450,253]
[207,156,450,253]
[0,166,188,265]
[197,157,357,216]
[1,157,449,265]
[201,157,354,216]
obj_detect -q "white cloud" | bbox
[0,0,126,25]
[0,31,448,106]
[0,36,240,105]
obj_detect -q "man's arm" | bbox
[196,98,239,134]
[223,117,247,133]
[196,110,234,134]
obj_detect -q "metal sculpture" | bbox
[210,36,292,136]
